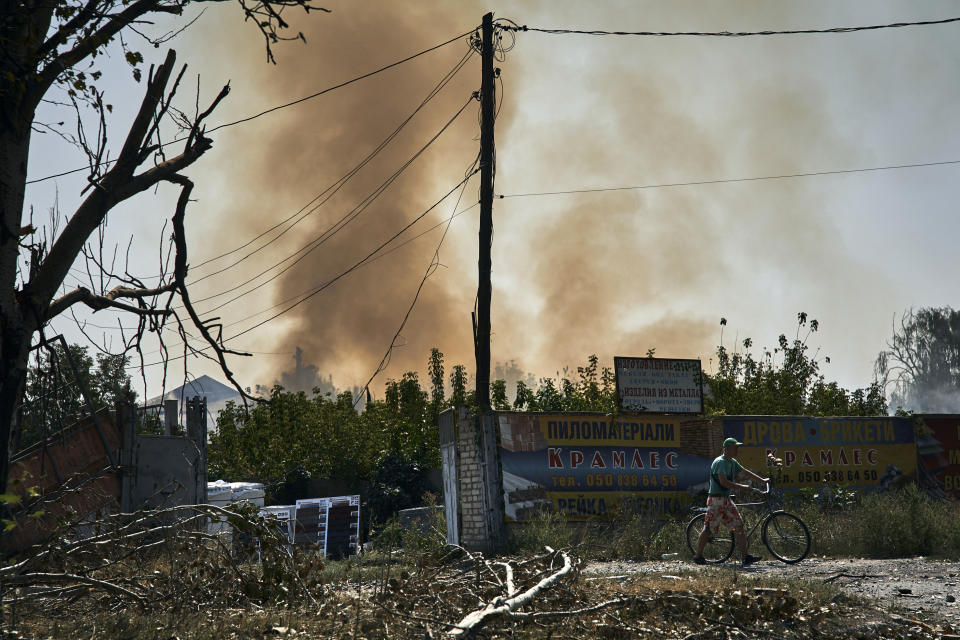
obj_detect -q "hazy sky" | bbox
[24,1,960,403]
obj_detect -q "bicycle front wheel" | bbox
[686,513,734,564]
[762,511,810,564]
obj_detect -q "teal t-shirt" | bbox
[709,455,743,496]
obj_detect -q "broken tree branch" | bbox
[447,550,574,636]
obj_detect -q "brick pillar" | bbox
[456,407,504,552]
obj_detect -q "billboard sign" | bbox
[721,417,916,490]
[916,415,960,499]
[499,412,717,521]
[614,357,703,414]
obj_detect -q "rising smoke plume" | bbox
[180,1,874,395]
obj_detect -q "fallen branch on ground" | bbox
[447,549,573,636]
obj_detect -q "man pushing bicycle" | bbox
[693,437,768,567]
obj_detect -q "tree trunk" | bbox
[0,4,49,494]
[0,106,36,494]
[0,324,32,494]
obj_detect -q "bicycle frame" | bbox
[686,481,811,564]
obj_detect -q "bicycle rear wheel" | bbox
[762,511,810,564]
[685,513,734,564]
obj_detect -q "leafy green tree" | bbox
[93,352,137,409]
[510,354,617,413]
[210,356,454,490]
[449,364,470,407]
[17,342,137,450]
[875,307,960,412]
[428,348,445,417]
[211,386,367,486]
[705,314,886,416]
[490,379,510,410]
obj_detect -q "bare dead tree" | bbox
[0,0,327,492]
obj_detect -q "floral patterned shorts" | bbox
[704,496,743,534]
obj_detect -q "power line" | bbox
[353,157,479,408]
[57,156,955,338]
[25,28,478,186]
[226,172,479,342]
[205,30,477,134]
[186,95,477,315]
[496,159,960,199]
[134,171,479,369]
[220,200,480,333]
[72,193,480,359]
[57,46,475,290]
[188,46,477,275]
[498,16,960,37]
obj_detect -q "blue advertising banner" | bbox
[499,412,716,521]
[722,417,917,490]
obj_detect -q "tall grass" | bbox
[508,484,960,560]
[793,483,960,558]
[507,511,689,561]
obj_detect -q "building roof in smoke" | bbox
[148,375,240,404]
[147,375,244,421]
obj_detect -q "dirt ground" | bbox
[586,556,960,623]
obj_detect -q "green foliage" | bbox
[490,379,510,410]
[383,372,434,466]
[705,314,887,416]
[428,348,445,416]
[210,387,368,486]
[370,494,446,558]
[19,343,137,449]
[507,509,576,552]
[366,454,431,527]
[449,364,470,407]
[210,350,460,510]
[511,354,617,413]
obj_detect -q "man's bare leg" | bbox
[734,526,747,559]
[695,526,711,557]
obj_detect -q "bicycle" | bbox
[684,482,810,564]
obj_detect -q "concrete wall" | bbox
[4,399,208,555]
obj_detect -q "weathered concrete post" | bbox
[454,407,504,552]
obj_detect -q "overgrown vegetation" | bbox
[507,484,960,562]
[17,342,137,450]
[791,483,960,559]
[704,313,888,416]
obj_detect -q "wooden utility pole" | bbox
[476,12,495,409]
